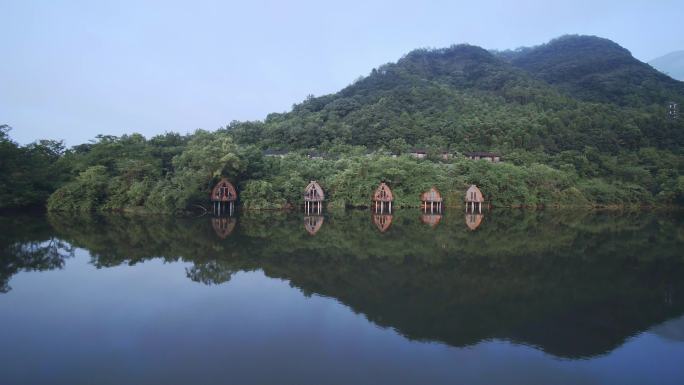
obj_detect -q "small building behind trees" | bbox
[465,152,501,162]
[263,149,289,158]
[372,182,394,213]
[211,178,237,215]
[409,148,428,159]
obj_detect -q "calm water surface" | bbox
[1,210,683,385]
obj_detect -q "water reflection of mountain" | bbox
[2,210,684,359]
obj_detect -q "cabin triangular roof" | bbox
[373,182,394,202]
[211,178,237,202]
[303,181,325,201]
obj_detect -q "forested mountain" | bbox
[2,35,683,212]
[229,35,683,151]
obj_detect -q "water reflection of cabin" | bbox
[421,187,443,213]
[304,181,324,214]
[373,182,394,213]
[211,178,237,215]
[420,213,442,227]
[465,213,483,231]
[465,185,484,213]
[304,215,324,235]
[212,217,237,238]
[373,214,393,233]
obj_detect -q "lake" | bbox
[1,210,683,385]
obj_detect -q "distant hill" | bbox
[496,35,684,106]
[649,50,684,81]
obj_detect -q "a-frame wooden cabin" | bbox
[421,187,443,213]
[464,185,484,213]
[211,178,237,215]
[372,182,394,213]
[303,181,324,214]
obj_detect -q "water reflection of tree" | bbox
[5,210,683,358]
[0,215,74,292]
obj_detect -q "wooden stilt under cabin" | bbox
[464,185,484,213]
[372,182,394,213]
[211,178,237,216]
[303,181,325,214]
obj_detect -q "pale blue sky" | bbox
[1,0,681,145]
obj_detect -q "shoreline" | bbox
[29,203,684,217]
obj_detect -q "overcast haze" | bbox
[1,0,682,146]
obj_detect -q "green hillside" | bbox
[231,35,683,152]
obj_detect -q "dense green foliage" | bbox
[0,125,67,209]
[1,35,683,211]
[37,130,677,211]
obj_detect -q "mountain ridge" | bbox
[494,35,683,106]
[230,34,683,152]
